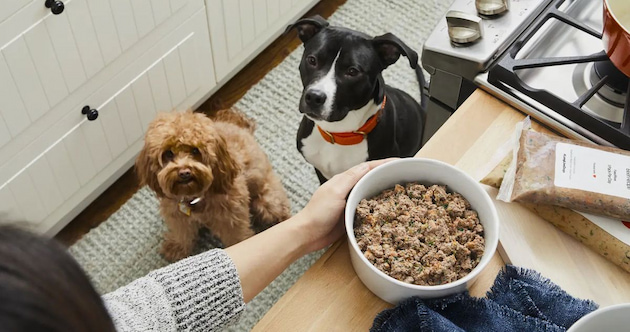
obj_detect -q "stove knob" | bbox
[446,11,483,45]
[476,0,509,16]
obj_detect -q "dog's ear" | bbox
[285,15,329,43]
[372,33,419,70]
[135,142,165,198]
[210,135,239,194]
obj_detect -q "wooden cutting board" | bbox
[430,90,630,306]
[253,90,630,332]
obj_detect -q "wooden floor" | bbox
[55,0,348,246]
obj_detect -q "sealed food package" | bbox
[484,161,630,272]
[498,118,630,220]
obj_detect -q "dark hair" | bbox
[0,226,115,332]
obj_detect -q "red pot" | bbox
[603,0,630,77]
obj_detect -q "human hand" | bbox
[226,158,394,303]
[294,159,396,254]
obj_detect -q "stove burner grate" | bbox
[584,59,630,110]
[593,60,629,97]
[488,0,630,149]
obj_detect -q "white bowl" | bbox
[567,303,630,332]
[345,158,500,304]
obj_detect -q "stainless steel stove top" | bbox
[477,0,624,146]
[422,0,630,149]
[423,0,551,79]
[514,1,607,115]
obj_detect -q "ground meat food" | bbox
[354,183,485,286]
[510,130,630,220]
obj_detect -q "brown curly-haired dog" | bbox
[136,109,291,262]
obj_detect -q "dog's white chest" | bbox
[301,131,368,180]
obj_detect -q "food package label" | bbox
[555,142,630,199]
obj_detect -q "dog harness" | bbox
[317,96,387,145]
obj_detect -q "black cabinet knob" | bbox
[82,106,99,121]
[45,0,64,15]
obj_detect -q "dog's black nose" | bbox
[178,169,192,180]
[305,90,327,107]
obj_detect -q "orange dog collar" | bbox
[317,96,387,145]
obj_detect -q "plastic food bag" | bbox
[498,118,630,220]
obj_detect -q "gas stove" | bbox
[422,0,630,150]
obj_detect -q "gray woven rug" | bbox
[69,0,453,330]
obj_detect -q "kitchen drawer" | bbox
[0,0,202,154]
[0,8,215,234]
[206,0,318,83]
[0,0,30,24]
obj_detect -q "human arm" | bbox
[102,159,392,331]
[102,249,244,332]
[225,159,394,302]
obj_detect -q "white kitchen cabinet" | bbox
[0,0,30,24]
[1,7,215,234]
[0,0,197,144]
[206,0,319,83]
[0,184,24,222]
[0,0,318,235]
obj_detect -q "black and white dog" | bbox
[286,16,427,184]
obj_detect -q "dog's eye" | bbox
[346,67,360,77]
[191,147,200,155]
[162,150,175,161]
[306,55,317,67]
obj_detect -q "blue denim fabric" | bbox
[370,265,598,332]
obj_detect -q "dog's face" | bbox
[286,16,418,122]
[136,111,237,199]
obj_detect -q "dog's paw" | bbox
[160,240,192,262]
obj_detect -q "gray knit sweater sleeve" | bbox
[102,249,245,332]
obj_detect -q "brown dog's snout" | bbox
[178,168,192,180]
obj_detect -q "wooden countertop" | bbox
[252,90,630,331]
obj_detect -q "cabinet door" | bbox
[0,107,117,231]
[0,0,198,142]
[0,0,30,24]
[0,8,215,234]
[206,0,318,82]
[0,184,24,223]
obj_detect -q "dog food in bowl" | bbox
[353,183,485,286]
